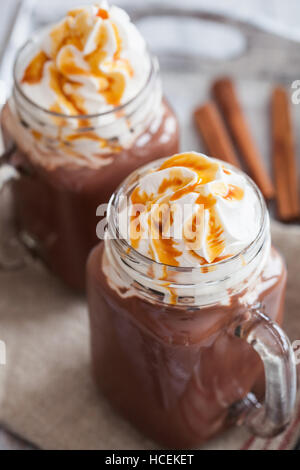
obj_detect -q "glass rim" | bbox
[13,29,157,121]
[107,155,268,274]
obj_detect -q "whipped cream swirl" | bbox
[12,2,159,167]
[126,152,261,267]
[20,1,150,115]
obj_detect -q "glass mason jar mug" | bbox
[87,159,296,449]
[0,32,179,289]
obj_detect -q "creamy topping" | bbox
[21,2,150,116]
[126,152,261,267]
[14,2,157,166]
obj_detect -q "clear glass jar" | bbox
[0,33,179,289]
[87,159,296,448]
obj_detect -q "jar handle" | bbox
[228,308,297,437]
[0,143,26,271]
[0,143,18,188]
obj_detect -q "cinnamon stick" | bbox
[212,77,275,200]
[194,102,240,168]
[271,86,300,221]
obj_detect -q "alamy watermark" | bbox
[96,199,206,248]
[291,80,300,104]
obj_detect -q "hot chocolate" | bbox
[87,152,296,448]
[1,2,179,289]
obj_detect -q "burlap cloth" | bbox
[0,193,299,450]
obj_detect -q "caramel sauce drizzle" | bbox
[131,187,154,206]
[205,209,225,262]
[160,153,219,185]
[223,184,244,201]
[97,8,109,20]
[130,213,142,250]
[130,153,244,268]
[163,283,177,305]
[22,7,131,117]
[158,171,185,194]
[152,238,181,267]
[31,130,42,141]
[195,193,216,209]
[21,51,48,85]
[65,131,108,148]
